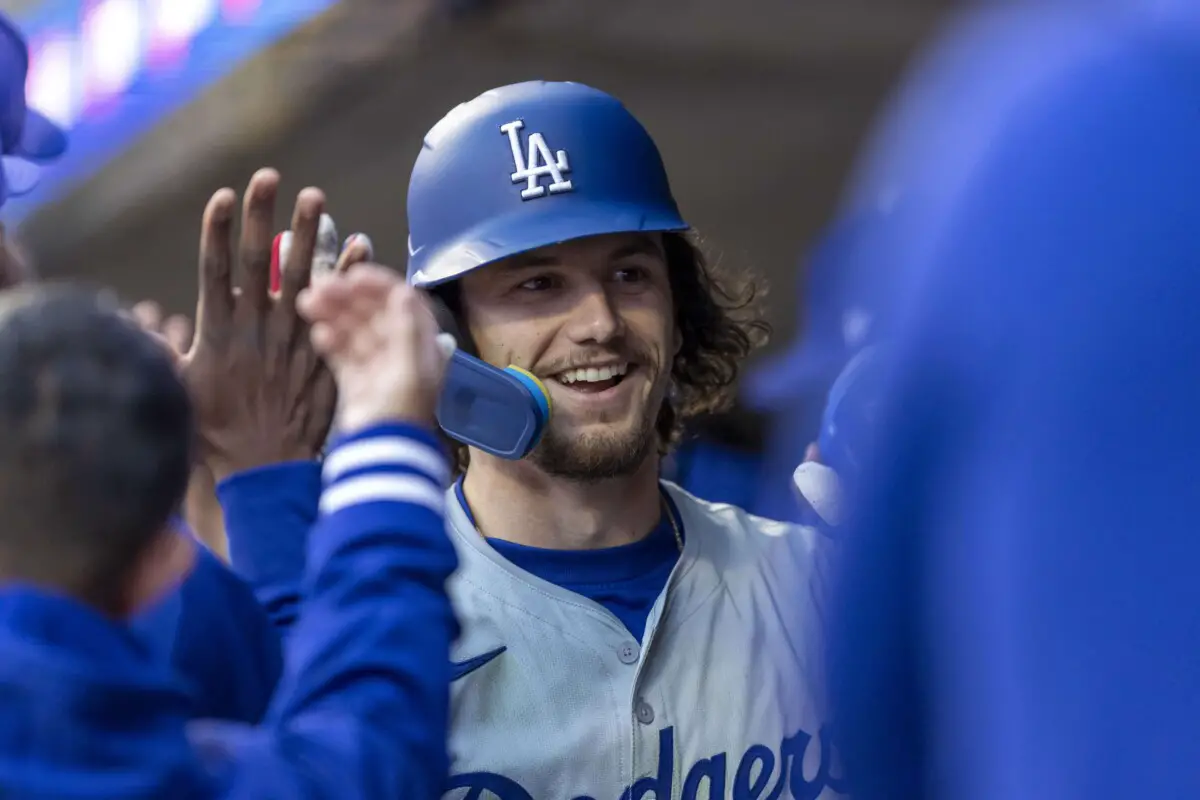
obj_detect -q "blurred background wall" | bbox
[0,0,951,509]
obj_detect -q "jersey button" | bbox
[618,642,640,664]
[634,699,655,725]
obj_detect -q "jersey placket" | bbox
[623,545,691,793]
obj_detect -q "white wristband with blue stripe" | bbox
[319,423,449,516]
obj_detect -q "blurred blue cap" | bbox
[0,13,67,204]
[743,214,881,409]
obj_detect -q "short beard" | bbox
[530,412,658,482]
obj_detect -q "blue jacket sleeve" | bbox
[219,462,322,632]
[205,421,459,800]
[130,459,319,723]
[132,541,283,722]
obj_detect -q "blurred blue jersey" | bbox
[830,5,1200,800]
[133,540,283,723]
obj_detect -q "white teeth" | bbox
[558,363,628,384]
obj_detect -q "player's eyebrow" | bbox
[607,236,665,262]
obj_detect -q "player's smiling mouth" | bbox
[549,362,633,394]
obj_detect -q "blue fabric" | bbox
[129,463,321,725]
[132,541,282,723]
[750,403,823,523]
[743,217,885,408]
[0,422,458,798]
[455,479,682,642]
[829,6,1200,800]
[0,589,206,797]
[218,461,323,630]
[664,438,763,512]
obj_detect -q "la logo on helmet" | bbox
[501,119,574,200]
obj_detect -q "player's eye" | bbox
[613,265,650,284]
[516,274,558,292]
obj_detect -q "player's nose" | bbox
[564,284,624,345]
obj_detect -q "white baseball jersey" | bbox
[442,481,845,800]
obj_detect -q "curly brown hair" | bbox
[436,231,770,473]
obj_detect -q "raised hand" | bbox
[297,264,451,433]
[182,168,371,480]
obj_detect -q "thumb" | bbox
[435,332,457,364]
[426,330,457,388]
[792,461,843,527]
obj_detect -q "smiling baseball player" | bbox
[404,81,844,800]
[206,81,847,799]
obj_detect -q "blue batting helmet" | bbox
[406,81,689,288]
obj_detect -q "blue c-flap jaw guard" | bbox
[436,350,551,460]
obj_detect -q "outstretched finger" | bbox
[235,169,280,316]
[195,188,237,344]
[335,233,374,275]
[131,300,163,332]
[278,187,325,308]
[163,315,194,354]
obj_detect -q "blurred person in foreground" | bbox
[0,11,309,728]
[3,170,373,725]
[0,264,458,798]
[828,3,1200,798]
